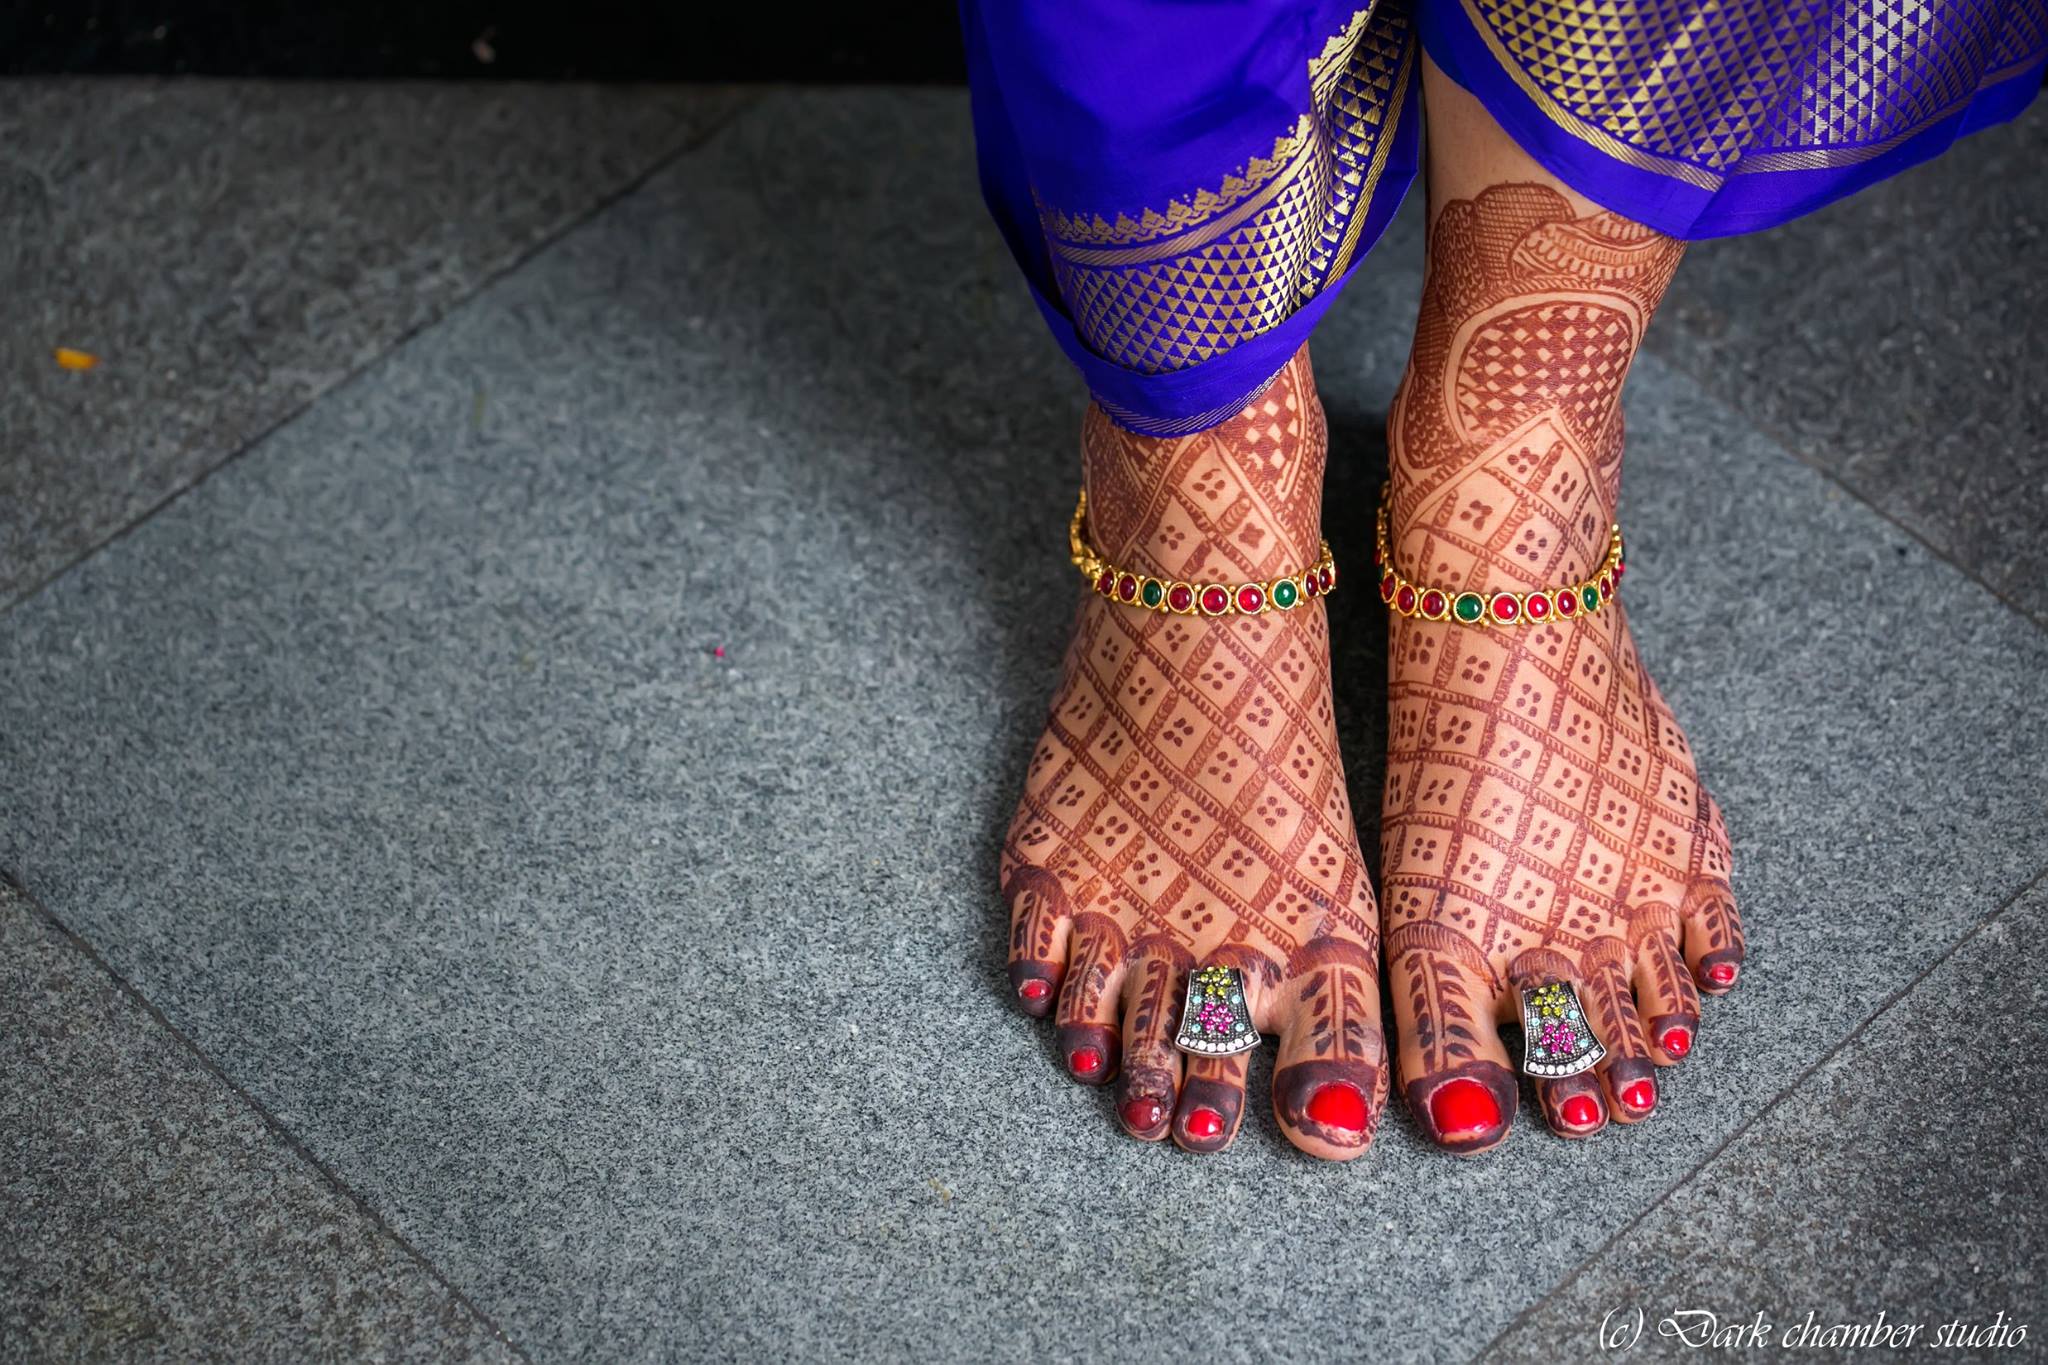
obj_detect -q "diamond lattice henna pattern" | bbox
[1379,185,1744,1148]
[1001,348,1387,1159]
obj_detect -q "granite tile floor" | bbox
[2,84,2044,1362]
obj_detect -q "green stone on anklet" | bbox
[1142,580,1164,608]
[1272,579,1298,609]
[1452,592,1485,623]
[1581,585,1600,613]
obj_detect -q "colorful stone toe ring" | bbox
[1173,964,1261,1056]
[1519,980,1606,1078]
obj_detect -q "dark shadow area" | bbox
[3,0,967,79]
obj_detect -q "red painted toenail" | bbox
[1622,1079,1656,1111]
[1709,963,1737,986]
[1429,1079,1501,1138]
[1069,1048,1101,1076]
[1121,1096,1165,1131]
[1561,1094,1599,1128]
[1661,1027,1692,1058]
[1018,979,1049,1001]
[1185,1107,1224,1139]
[1305,1083,1369,1132]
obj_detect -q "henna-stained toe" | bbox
[1004,864,1072,1019]
[1054,911,1128,1084]
[1539,1074,1606,1138]
[1270,941,1388,1160]
[1174,1052,1250,1154]
[1114,938,1190,1139]
[1631,919,1700,1067]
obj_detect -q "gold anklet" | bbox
[1069,489,1337,616]
[1374,483,1624,626]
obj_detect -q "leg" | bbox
[1379,59,1745,1153]
[1003,349,1389,1161]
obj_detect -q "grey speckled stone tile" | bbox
[1486,874,2048,1361]
[0,884,516,1363]
[2,89,2046,1362]
[0,77,751,605]
[1650,100,2048,623]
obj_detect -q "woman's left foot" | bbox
[1376,184,1746,1152]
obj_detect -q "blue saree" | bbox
[961,0,2046,436]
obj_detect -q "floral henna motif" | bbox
[1001,349,1385,1157]
[1380,185,1743,1146]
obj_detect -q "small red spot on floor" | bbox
[1429,1079,1501,1138]
[712,646,726,658]
[1305,1082,1368,1132]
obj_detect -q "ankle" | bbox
[1080,350,1328,583]
[1385,432,1618,591]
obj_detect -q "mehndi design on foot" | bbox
[1379,183,1746,1153]
[1002,348,1388,1162]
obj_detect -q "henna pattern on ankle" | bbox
[1379,186,1743,1143]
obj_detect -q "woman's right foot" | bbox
[1377,183,1746,1152]
[1001,349,1389,1161]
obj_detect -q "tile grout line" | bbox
[1472,858,2048,1363]
[0,87,764,619]
[3,871,534,1362]
[1645,346,2048,636]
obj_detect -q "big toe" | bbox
[1271,943,1387,1160]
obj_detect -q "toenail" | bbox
[1661,1027,1692,1058]
[1305,1082,1369,1133]
[1069,1047,1102,1076]
[1429,1079,1502,1138]
[1622,1079,1656,1112]
[1018,978,1049,1001]
[1121,1096,1166,1131]
[1561,1094,1600,1128]
[1185,1107,1224,1139]
[1709,962,1737,986]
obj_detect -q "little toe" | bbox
[1683,878,1746,996]
[1003,864,1072,1018]
[1270,940,1387,1161]
[1114,937,1191,1140]
[1054,912,1128,1085]
[1633,920,1701,1066]
[1386,928,1517,1154]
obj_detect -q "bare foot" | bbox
[1001,350,1388,1160]
[1378,185,1746,1153]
